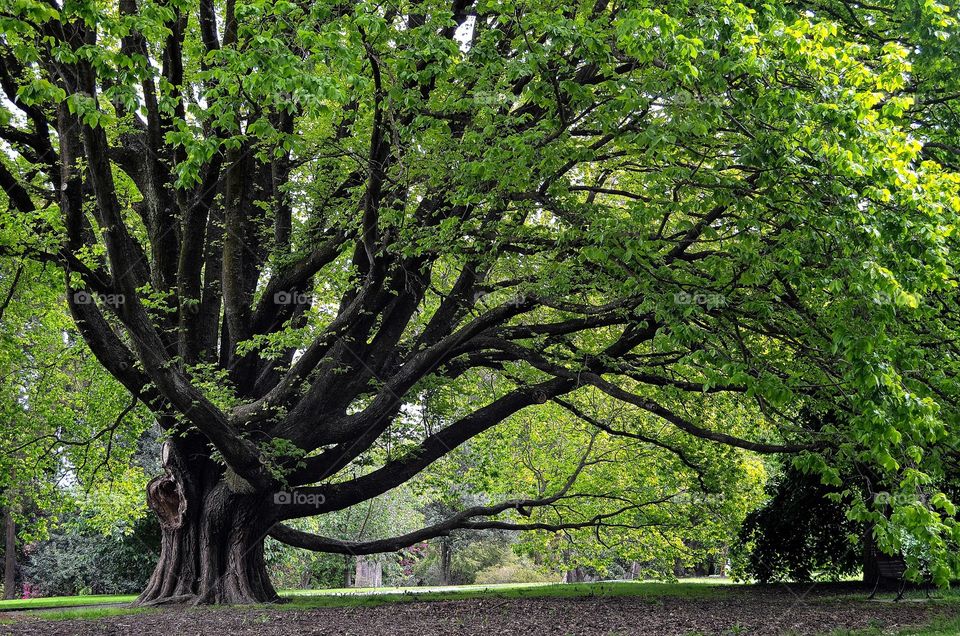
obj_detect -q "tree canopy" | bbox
[1,0,960,603]
[0,257,152,539]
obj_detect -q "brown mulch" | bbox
[1,586,953,636]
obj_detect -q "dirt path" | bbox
[1,588,953,636]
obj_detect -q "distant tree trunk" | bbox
[298,567,312,589]
[673,558,686,578]
[354,558,382,588]
[862,528,879,586]
[343,556,352,588]
[439,539,452,585]
[135,439,279,606]
[716,547,729,577]
[3,503,15,600]
[564,567,590,583]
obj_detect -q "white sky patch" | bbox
[455,15,476,52]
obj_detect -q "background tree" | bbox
[265,482,422,589]
[0,257,152,598]
[2,0,960,605]
[414,500,520,586]
[732,465,865,584]
[492,399,768,579]
[22,513,160,596]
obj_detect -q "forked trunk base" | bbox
[135,456,279,606]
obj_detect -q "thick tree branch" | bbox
[582,373,823,454]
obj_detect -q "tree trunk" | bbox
[354,558,382,588]
[135,439,279,606]
[343,556,352,588]
[564,567,591,583]
[862,527,879,587]
[299,566,312,589]
[439,539,452,585]
[3,504,15,600]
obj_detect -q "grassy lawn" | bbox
[0,594,137,611]
[2,579,956,635]
[826,615,960,635]
[281,580,730,610]
[0,580,730,617]
[280,580,558,597]
[0,579,732,613]
[11,607,159,622]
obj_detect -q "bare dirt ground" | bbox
[1,586,953,635]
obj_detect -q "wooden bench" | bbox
[867,553,908,601]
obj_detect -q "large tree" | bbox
[2,0,960,604]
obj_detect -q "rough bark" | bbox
[135,440,279,606]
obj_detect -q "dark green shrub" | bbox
[23,514,160,596]
[732,467,863,583]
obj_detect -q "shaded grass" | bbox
[822,614,960,635]
[817,585,960,605]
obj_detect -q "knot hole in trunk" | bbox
[147,474,186,530]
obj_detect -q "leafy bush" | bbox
[23,515,160,596]
[474,559,552,585]
[413,537,517,585]
[731,466,863,583]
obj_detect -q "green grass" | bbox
[279,581,553,597]
[817,586,960,605]
[20,607,157,622]
[4,579,955,632]
[0,594,137,611]
[279,580,730,610]
[822,615,960,635]
[0,580,730,620]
